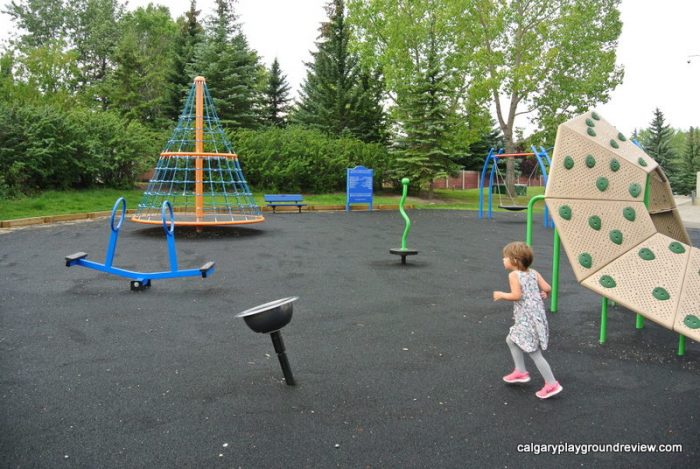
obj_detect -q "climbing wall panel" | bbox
[581,233,691,330]
[648,168,676,213]
[650,210,691,245]
[546,198,656,282]
[674,247,700,342]
[546,125,651,202]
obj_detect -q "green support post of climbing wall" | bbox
[551,228,560,313]
[525,195,559,313]
[635,174,653,330]
[678,335,686,356]
[600,297,608,344]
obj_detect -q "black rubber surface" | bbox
[1,210,699,468]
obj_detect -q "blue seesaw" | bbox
[65,198,215,291]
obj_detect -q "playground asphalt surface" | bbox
[1,209,699,469]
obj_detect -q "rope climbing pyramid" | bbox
[545,111,700,343]
[131,76,264,228]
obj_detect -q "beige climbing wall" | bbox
[581,234,690,330]
[674,248,700,342]
[648,168,676,213]
[546,198,656,282]
[547,110,699,344]
[650,210,692,245]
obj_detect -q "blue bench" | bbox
[264,194,306,213]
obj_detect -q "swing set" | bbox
[478,145,553,227]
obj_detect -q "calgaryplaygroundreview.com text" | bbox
[517,442,683,455]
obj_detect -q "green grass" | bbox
[0,186,546,221]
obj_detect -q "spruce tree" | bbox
[171,0,204,119]
[189,0,263,130]
[642,108,675,173]
[263,58,291,127]
[292,0,385,142]
[393,32,454,195]
[677,127,699,195]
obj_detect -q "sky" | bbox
[1,0,698,136]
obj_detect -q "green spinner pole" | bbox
[399,178,411,250]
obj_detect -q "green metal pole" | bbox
[551,228,560,313]
[526,194,544,246]
[399,178,411,250]
[677,335,686,356]
[600,297,608,344]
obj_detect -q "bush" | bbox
[0,103,158,196]
[231,125,390,193]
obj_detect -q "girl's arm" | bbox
[534,270,552,299]
[493,271,522,301]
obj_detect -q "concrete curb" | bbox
[0,204,414,229]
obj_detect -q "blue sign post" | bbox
[346,166,373,211]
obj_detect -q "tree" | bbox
[293,0,386,142]
[106,5,179,127]
[3,0,69,48]
[641,108,675,174]
[171,0,204,118]
[674,127,699,195]
[262,58,292,127]
[68,0,125,106]
[189,0,264,129]
[464,0,623,192]
[392,24,455,193]
[349,0,486,185]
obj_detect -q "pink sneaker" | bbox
[503,370,531,383]
[536,381,563,399]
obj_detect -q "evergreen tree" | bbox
[171,0,204,118]
[189,0,263,130]
[393,30,455,195]
[642,108,675,173]
[262,58,291,127]
[292,0,385,142]
[675,127,699,195]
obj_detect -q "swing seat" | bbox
[498,204,528,211]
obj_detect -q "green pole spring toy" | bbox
[390,178,418,264]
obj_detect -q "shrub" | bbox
[231,125,390,193]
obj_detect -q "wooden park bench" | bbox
[264,194,306,213]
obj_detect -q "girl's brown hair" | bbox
[503,241,533,271]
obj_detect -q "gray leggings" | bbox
[506,336,556,383]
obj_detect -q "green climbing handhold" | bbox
[587,127,596,137]
[589,215,602,231]
[638,248,655,261]
[578,253,592,269]
[559,205,572,220]
[585,118,595,127]
[669,242,686,254]
[564,156,575,170]
[585,155,596,168]
[638,157,647,167]
[610,139,619,149]
[629,183,642,198]
[684,315,700,329]
[610,159,620,172]
[596,177,609,191]
[618,132,627,141]
[652,287,670,301]
[599,275,616,288]
[622,207,636,221]
[591,111,601,120]
[609,230,623,245]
